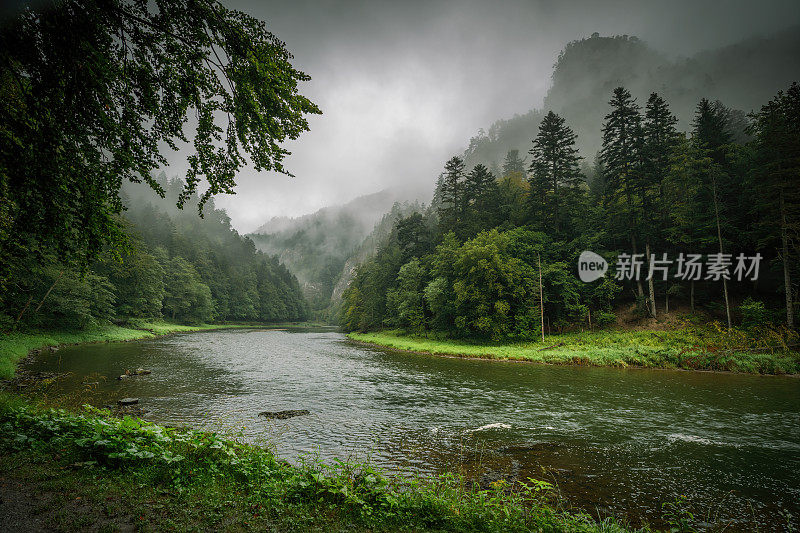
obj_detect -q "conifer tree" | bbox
[693,99,735,328]
[527,111,583,236]
[437,156,466,234]
[748,83,800,330]
[502,150,527,178]
[462,164,500,236]
[640,92,679,317]
[693,99,732,165]
[600,87,645,302]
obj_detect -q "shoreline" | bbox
[347,330,800,376]
[0,397,636,532]
[0,321,316,380]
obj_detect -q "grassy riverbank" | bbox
[349,327,800,374]
[0,396,640,532]
[0,321,271,380]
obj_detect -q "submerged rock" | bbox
[259,409,310,420]
[117,368,152,379]
[117,397,139,406]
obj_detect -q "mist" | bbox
[157,0,800,232]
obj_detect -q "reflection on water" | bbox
[21,328,800,530]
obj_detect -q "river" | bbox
[21,327,800,531]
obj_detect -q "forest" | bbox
[1,174,308,330]
[0,0,317,333]
[248,189,420,315]
[340,85,800,340]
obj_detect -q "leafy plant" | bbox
[738,297,772,330]
[661,495,698,532]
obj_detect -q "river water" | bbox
[22,328,800,530]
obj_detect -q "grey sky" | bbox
[163,0,800,232]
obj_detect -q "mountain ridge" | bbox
[465,27,800,169]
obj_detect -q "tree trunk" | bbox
[538,252,545,342]
[711,172,732,330]
[646,241,656,319]
[690,281,695,312]
[625,162,644,302]
[33,271,63,314]
[722,279,732,330]
[14,294,34,325]
[631,235,645,301]
[552,161,559,234]
[781,190,795,330]
[665,291,669,314]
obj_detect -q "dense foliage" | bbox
[2,175,308,329]
[0,0,319,315]
[341,84,800,339]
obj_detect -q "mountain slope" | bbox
[465,28,800,169]
[249,189,422,312]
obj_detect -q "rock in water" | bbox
[117,369,151,379]
[117,397,139,406]
[259,409,310,420]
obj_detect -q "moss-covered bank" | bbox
[348,328,800,374]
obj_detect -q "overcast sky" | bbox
[162,0,800,232]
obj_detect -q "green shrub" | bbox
[739,297,771,329]
[592,310,617,327]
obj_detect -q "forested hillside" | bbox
[330,201,428,303]
[465,29,800,170]
[241,29,799,326]
[1,175,308,330]
[249,189,423,314]
[341,84,800,339]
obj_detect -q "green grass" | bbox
[123,318,254,335]
[349,327,800,374]
[0,396,643,532]
[0,320,257,380]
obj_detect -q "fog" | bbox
[158,0,800,232]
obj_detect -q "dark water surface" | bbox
[23,328,800,530]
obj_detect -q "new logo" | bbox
[578,251,608,282]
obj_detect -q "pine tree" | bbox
[527,111,583,236]
[502,150,526,178]
[587,153,606,200]
[748,83,800,330]
[640,92,679,317]
[437,156,466,234]
[462,164,500,236]
[692,99,736,328]
[600,87,645,302]
[396,213,433,261]
[693,99,732,165]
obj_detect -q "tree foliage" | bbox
[3,175,309,329]
[0,0,320,308]
[342,82,800,337]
